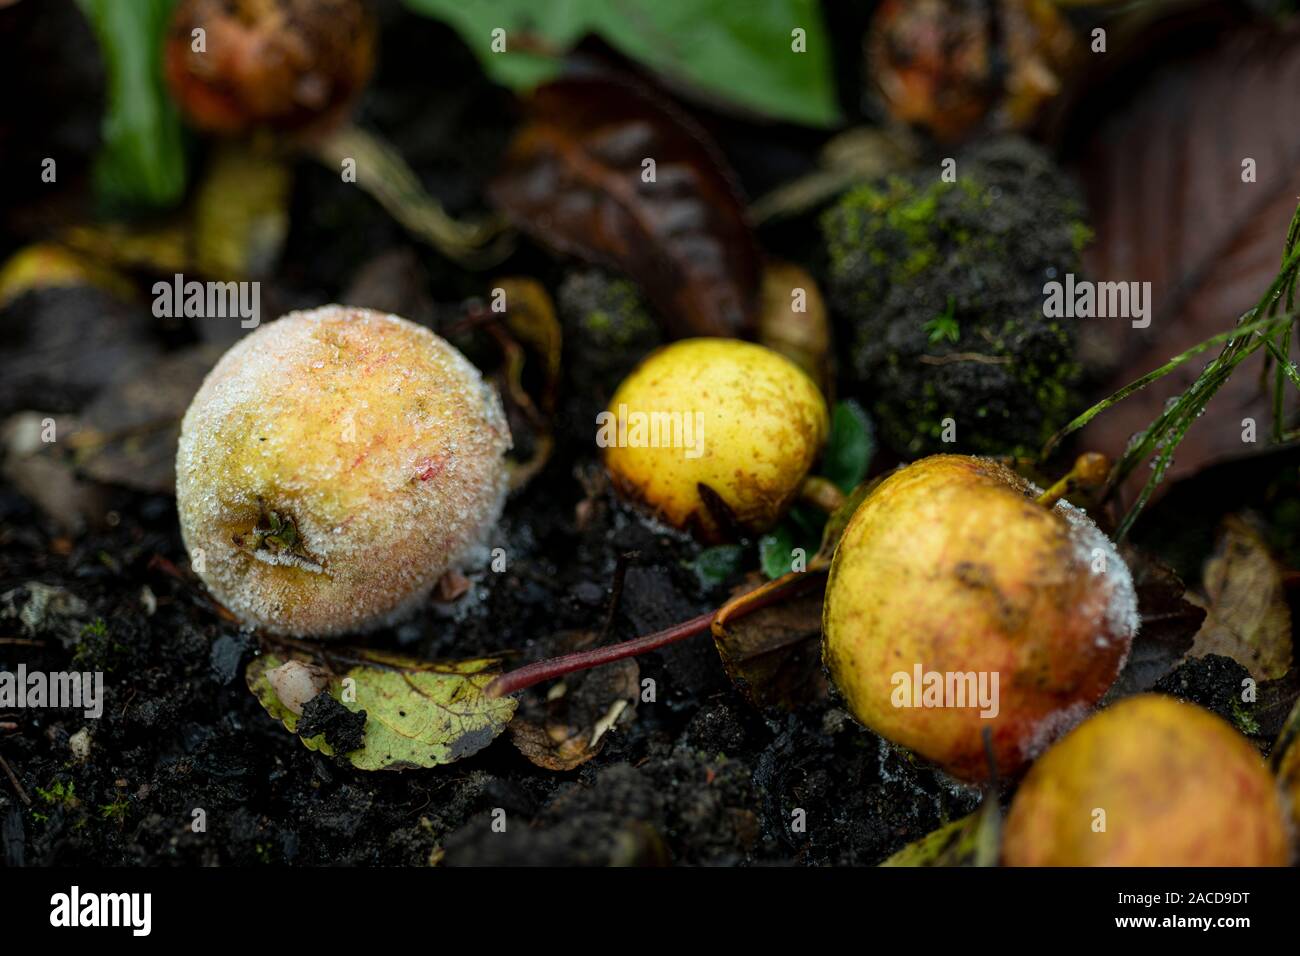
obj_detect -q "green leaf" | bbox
[402,0,840,127]
[691,544,745,589]
[75,0,188,213]
[758,524,796,579]
[246,651,517,771]
[822,400,875,493]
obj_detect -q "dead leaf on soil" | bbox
[508,630,639,771]
[712,572,828,711]
[1104,546,1204,699]
[1187,516,1293,681]
[66,345,222,495]
[488,277,562,492]
[489,75,761,339]
[246,649,517,771]
[1074,24,1300,493]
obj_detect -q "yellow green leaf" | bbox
[246,651,517,771]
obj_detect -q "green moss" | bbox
[821,137,1086,457]
[100,798,130,823]
[73,617,127,671]
[35,779,77,808]
[556,268,664,423]
[1230,698,1260,736]
[1070,220,1095,254]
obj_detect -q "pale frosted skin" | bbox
[1004,695,1290,866]
[603,338,828,543]
[822,455,1138,782]
[176,306,511,637]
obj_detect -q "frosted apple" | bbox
[176,306,510,636]
[822,454,1137,781]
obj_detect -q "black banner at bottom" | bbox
[0,866,1292,941]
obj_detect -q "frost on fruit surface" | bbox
[247,651,517,771]
[1053,497,1141,653]
[176,306,511,636]
[821,454,1141,781]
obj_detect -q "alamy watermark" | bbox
[1043,273,1151,329]
[891,663,1000,719]
[595,404,705,459]
[152,273,260,328]
[50,886,151,936]
[0,665,103,718]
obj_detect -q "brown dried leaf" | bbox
[489,76,760,339]
[711,572,827,711]
[1075,25,1300,489]
[508,631,639,771]
[67,345,222,494]
[488,277,562,492]
[1106,546,1203,698]
[1188,516,1292,681]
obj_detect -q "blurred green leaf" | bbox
[691,544,746,589]
[75,0,187,213]
[759,524,796,579]
[403,0,840,127]
[822,400,874,493]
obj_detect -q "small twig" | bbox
[489,563,830,699]
[600,552,640,643]
[798,476,847,515]
[1033,453,1111,510]
[0,752,31,806]
[486,611,717,699]
[313,125,515,269]
[918,352,1012,367]
[0,638,45,646]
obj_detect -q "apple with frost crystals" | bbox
[822,454,1138,781]
[176,305,511,637]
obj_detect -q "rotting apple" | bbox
[1003,694,1290,866]
[164,0,376,138]
[176,305,511,637]
[821,454,1138,782]
[601,337,828,543]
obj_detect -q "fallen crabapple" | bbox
[176,305,511,637]
[822,454,1137,782]
[601,338,829,543]
[164,0,375,137]
[1281,726,1300,841]
[1003,694,1290,866]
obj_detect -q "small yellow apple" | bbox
[601,338,828,542]
[176,305,511,637]
[1003,694,1290,866]
[822,454,1137,781]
